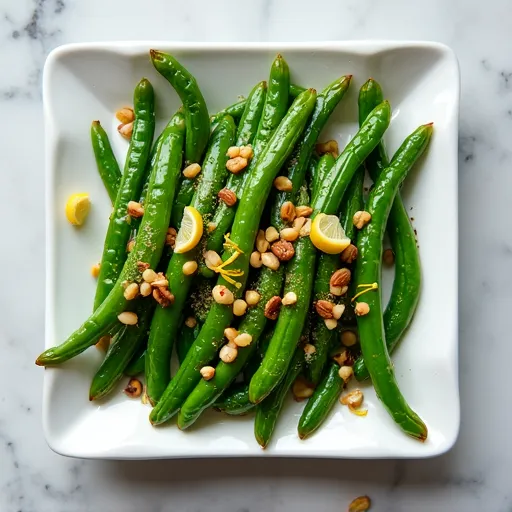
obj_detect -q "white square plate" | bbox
[43,41,459,459]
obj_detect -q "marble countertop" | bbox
[1,0,511,511]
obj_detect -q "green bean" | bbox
[200,80,268,277]
[177,321,202,365]
[298,361,343,439]
[150,50,210,165]
[249,101,391,405]
[145,115,236,404]
[311,153,335,199]
[271,75,352,230]
[214,383,254,415]
[93,79,155,310]
[177,266,284,429]
[89,300,154,400]
[149,89,317,425]
[36,110,185,366]
[353,79,422,381]
[354,123,432,440]
[254,346,304,448]
[124,346,146,377]
[90,121,121,204]
[289,83,306,98]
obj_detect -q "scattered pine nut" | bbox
[233,299,248,316]
[224,327,239,342]
[282,291,297,306]
[338,365,353,383]
[205,250,223,270]
[256,229,270,252]
[91,263,101,278]
[239,145,254,159]
[118,121,133,139]
[200,366,215,380]
[227,146,240,158]
[118,311,138,325]
[250,251,263,268]
[292,376,315,400]
[348,495,371,512]
[245,290,261,306]
[182,260,198,276]
[332,304,345,320]
[292,216,307,232]
[295,205,313,218]
[126,239,135,252]
[341,330,358,347]
[127,201,144,218]
[299,218,312,237]
[383,248,395,265]
[280,201,296,223]
[124,378,143,398]
[234,332,252,347]
[280,227,299,242]
[265,226,279,243]
[123,282,139,300]
[274,176,293,191]
[140,282,152,297]
[185,316,197,328]
[324,318,338,330]
[354,302,370,316]
[226,156,248,174]
[212,285,234,305]
[115,107,135,124]
[341,389,364,408]
[261,252,280,271]
[353,210,372,229]
[142,268,158,283]
[219,344,238,363]
[183,163,201,179]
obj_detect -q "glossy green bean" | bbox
[90,121,121,204]
[354,123,432,440]
[93,79,155,310]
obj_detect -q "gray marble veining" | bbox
[1,0,511,511]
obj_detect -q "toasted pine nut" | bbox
[207,222,217,233]
[292,216,307,231]
[354,302,370,316]
[118,121,133,139]
[341,389,364,408]
[234,332,252,347]
[341,330,358,347]
[330,285,343,296]
[383,248,395,265]
[250,251,263,268]
[295,205,313,217]
[256,229,270,252]
[324,318,338,330]
[280,227,299,242]
[261,252,280,271]
[274,176,293,191]
[140,282,152,297]
[123,282,139,300]
[282,291,297,306]
[124,378,142,398]
[239,145,254,159]
[304,343,316,356]
[292,376,314,399]
[219,344,238,363]
[332,304,345,320]
[126,239,135,252]
[182,260,198,276]
[127,201,144,218]
[200,366,215,380]
[333,348,348,366]
[151,278,169,288]
[226,156,248,174]
[353,210,372,229]
[265,226,279,243]
[280,201,296,223]
[245,290,261,306]
[115,107,135,124]
[91,263,101,278]
[142,268,158,283]
[233,299,248,316]
[338,365,353,383]
[185,316,197,328]
[205,250,222,270]
[227,146,240,158]
[183,163,201,179]
[224,327,239,342]
[299,218,312,237]
[212,285,234,305]
[118,311,138,325]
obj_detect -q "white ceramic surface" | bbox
[43,41,459,459]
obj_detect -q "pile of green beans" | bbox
[36,51,434,447]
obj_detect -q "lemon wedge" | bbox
[65,193,91,226]
[310,213,351,254]
[174,206,204,253]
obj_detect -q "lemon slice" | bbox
[310,213,351,254]
[174,206,204,253]
[65,193,91,226]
